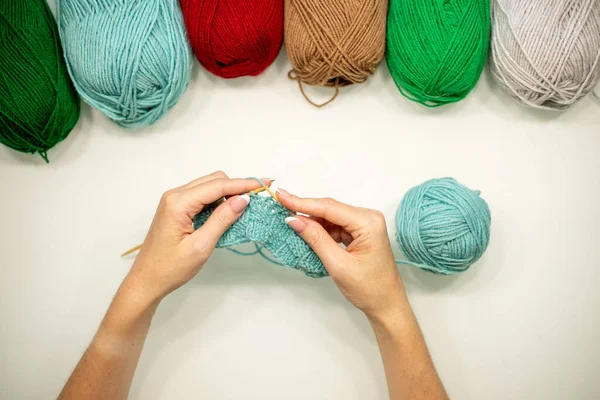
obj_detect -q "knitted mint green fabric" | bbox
[193,194,327,278]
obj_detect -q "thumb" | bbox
[286,215,349,271]
[192,194,250,249]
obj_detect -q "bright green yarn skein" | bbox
[386,0,490,107]
[58,0,192,128]
[396,178,491,275]
[0,0,80,162]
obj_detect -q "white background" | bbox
[2,3,600,398]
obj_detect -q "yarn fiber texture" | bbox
[395,178,491,275]
[180,0,283,78]
[0,0,80,162]
[194,195,327,278]
[58,0,192,128]
[490,0,600,110]
[284,0,388,101]
[386,0,490,107]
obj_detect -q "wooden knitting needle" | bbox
[121,186,293,257]
[253,186,297,216]
[121,244,143,257]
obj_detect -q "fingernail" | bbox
[277,188,290,197]
[231,194,250,213]
[261,178,275,184]
[285,216,305,233]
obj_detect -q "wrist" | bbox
[92,275,161,353]
[120,272,165,310]
[367,301,412,329]
[365,285,413,333]
[365,273,411,325]
[126,255,174,305]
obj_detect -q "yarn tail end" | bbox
[394,259,457,275]
[39,151,49,163]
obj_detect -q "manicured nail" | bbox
[277,188,290,197]
[231,194,250,213]
[261,178,275,184]
[285,216,305,233]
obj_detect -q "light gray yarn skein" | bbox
[491,0,600,110]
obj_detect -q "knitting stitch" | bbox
[193,194,327,278]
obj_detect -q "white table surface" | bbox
[2,5,600,398]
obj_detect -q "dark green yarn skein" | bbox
[0,0,80,162]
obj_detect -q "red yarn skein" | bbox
[180,0,283,78]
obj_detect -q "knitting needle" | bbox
[121,244,143,257]
[252,186,297,216]
[121,186,295,257]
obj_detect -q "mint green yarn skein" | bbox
[58,0,192,128]
[396,178,491,275]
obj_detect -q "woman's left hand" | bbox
[127,171,271,302]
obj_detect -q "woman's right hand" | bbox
[276,190,410,322]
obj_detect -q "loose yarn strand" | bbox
[289,71,340,107]
[227,243,286,266]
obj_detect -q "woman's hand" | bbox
[277,191,448,400]
[128,172,270,302]
[276,190,409,322]
[59,172,274,400]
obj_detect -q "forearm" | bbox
[58,274,160,400]
[369,301,449,400]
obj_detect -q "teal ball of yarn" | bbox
[395,178,491,275]
[58,0,192,128]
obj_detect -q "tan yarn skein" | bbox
[285,0,388,107]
